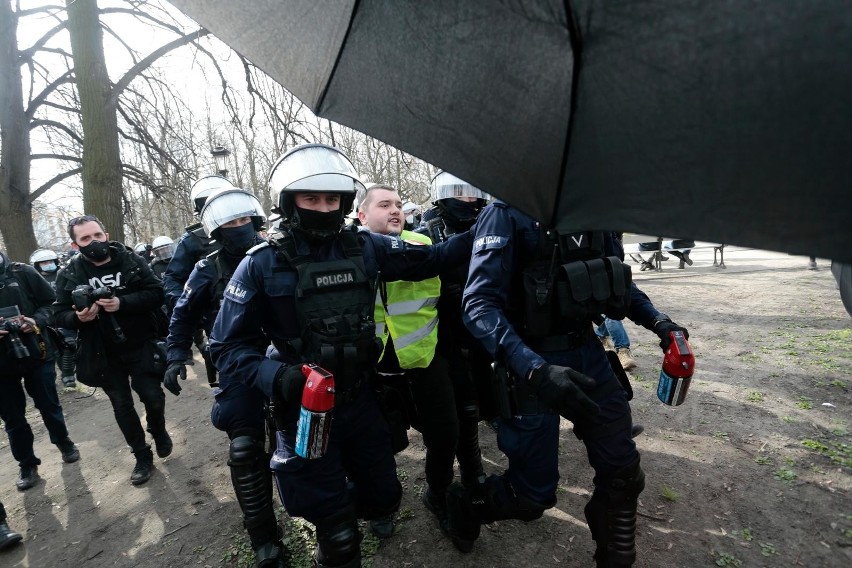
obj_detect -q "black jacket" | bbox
[53,242,164,349]
[0,263,56,365]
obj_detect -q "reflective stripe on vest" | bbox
[374,230,441,369]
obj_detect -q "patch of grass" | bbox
[796,396,814,410]
[802,438,852,468]
[714,551,742,566]
[754,455,772,465]
[282,517,317,568]
[759,542,777,556]
[661,485,679,502]
[781,416,796,424]
[773,468,797,482]
[829,379,848,388]
[555,486,568,495]
[738,527,753,542]
[712,431,730,442]
[746,391,764,403]
[222,533,255,568]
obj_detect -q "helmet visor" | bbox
[431,171,491,201]
[152,242,175,261]
[269,145,364,198]
[201,189,266,235]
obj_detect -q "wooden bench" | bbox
[622,237,726,272]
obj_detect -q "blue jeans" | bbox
[595,317,631,350]
[0,358,69,467]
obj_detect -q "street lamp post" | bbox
[210,146,231,177]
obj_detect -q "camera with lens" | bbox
[0,305,31,359]
[71,284,115,310]
[71,284,126,343]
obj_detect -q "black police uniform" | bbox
[210,225,472,568]
[456,201,677,566]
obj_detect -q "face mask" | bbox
[405,214,415,226]
[294,206,342,242]
[40,262,58,273]
[440,198,483,229]
[78,239,111,262]
[218,223,257,255]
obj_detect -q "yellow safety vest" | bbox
[374,230,441,369]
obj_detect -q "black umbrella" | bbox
[170,0,852,262]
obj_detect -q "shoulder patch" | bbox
[223,279,254,304]
[473,234,507,254]
[196,258,210,269]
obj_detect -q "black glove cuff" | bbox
[652,313,672,328]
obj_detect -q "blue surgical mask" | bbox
[40,262,58,273]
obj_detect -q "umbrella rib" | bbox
[556,0,583,229]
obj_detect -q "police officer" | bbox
[0,501,23,550]
[30,249,76,388]
[419,171,492,546]
[448,201,689,567]
[1,249,79,491]
[358,183,458,537]
[162,175,232,311]
[164,189,282,566]
[210,143,473,568]
[54,215,170,486]
[149,235,175,280]
[133,242,153,262]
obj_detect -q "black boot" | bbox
[422,486,450,535]
[152,431,173,458]
[0,521,23,551]
[16,465,39,491]
[130,446,154,486]
[445,482,480,553]
[58,439,80,463]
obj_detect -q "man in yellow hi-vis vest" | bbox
[358,183,459,540]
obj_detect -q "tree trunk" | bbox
[0,1,38,260]
[66,0,124,242]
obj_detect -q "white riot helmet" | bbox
[30,249,60,274]
[30,248,59,264]
[151,236,175,261]
[430,170,490,229]
[268,144,365,240]
[190,174,235,214]
[134,242,151,256]
[430,171,491,202]
[200,187,266,239]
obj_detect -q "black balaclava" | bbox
[78,240,111,262]
[293,206,343,243]
[217,223,257,255]
[437,198,485,231]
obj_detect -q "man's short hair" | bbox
[358,184,399,212]
[67,214,106,241]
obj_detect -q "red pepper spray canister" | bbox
[295,364,335,459]
[657,331,695,406]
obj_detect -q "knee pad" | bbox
[314,506,361,568]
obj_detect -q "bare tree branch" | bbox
[28,167,83,204]
[30,118,84,145]
[25,70,74,117]
[31,153,83,163]
[108,28,210,107]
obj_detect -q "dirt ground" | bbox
[1,247,850,568]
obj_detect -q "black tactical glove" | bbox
[529,364,600,423]
[163,362,187,396]
[652,314,690,350]
[275,364,307,403]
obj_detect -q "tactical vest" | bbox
[511,228,632,340]
[374,230,441,369]
[0,264,39,317]
[272,227,381,390]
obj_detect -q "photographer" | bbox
[0,249,79,492]
[54,215,170,486]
